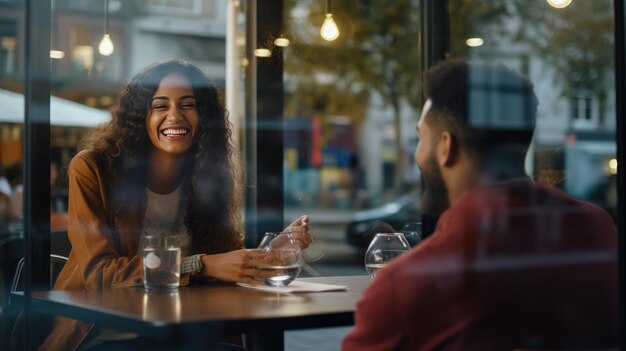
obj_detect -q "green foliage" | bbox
[283,0,421,187]
[284,0,421,118]
[509,0,614,99]
[448,0,613,101]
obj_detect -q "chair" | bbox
[0,235,24,308]
[9,254,68,300]
[50,229,71,257]
[1,254,68,350]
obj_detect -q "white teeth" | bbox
[162,128,188,136]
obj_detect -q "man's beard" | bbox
[419,152,450,216]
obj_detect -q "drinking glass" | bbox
[256,232,303,286]
[364,233,411,279]
[141,235,181,292]
[260,231,325,262]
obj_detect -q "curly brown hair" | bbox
[81,59,242,254]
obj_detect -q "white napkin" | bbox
[237,280,347,293]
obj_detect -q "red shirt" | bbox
[343,181,618,351]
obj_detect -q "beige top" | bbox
[143,184,191,255]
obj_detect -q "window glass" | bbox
[448,0,616,219]
[0,0,24,238]
[0,0,229,293]
[282,0,422,275]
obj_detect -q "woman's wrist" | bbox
[182,254,205,275]
[199,253,214,278]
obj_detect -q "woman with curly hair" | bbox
[40,59,310,350]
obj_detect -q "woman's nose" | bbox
[166,106,183,121]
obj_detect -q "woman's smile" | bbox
[161,127,189,137]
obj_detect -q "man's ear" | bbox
[437,131,457,167]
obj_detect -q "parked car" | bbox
[346,191,422,249]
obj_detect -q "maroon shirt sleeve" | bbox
[342,269,406,351]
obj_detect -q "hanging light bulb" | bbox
[98,0,114,56]
[274,37,290,47]
[50,50,65,59]
[465,37,484,47]
[50,2,65,60]
[320,0,340,41]
[99,34,114,56]
[546,0,573,8]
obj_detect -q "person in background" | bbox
[50,162,68,231]
[0,170,12,232]
[40,59,311,350]
[5,162,22,221]
[342,60,617,350]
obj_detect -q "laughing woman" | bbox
[40,59,310,350]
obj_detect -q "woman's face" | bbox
[146,73,200,156]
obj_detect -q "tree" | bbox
[283,0,614,189]
[448,0,614,125]
[508,0,614,124]
[283,0,421,190]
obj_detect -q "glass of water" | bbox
[256,232,303,287]
[364,233,411,279]
[141,235,181,292]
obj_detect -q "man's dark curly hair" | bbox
[423,59,538,173]
[81,59,242,254]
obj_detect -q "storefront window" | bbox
[448,0,616,219]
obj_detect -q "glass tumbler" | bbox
[399,222,422,247]
[141,235,181,292]
[364,233,411,279]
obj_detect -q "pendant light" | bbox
[546,0,573,8]
[50,1,65,59]
[98,0,114,56]
[320,0,340,41]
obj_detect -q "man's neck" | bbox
[446,163,528,207]
[445,165,480,208]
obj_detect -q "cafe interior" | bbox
[0,0,625,350]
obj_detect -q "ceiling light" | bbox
[98,0,114,56]
[320,0,340,41]
[254,48,272,57]
[465,37,484,47]
[546,0,573,9]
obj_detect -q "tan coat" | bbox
[40,150,191,351]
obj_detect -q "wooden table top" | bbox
[23,275,372,337]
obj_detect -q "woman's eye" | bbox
[181,103,196,110]
[152,104,168,110]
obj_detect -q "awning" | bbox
[0,88,111,127]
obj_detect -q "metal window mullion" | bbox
[23,0,51,349]
[419,0,449,239]
[613,0,625,348]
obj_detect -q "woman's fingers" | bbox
[245,250,286,267]
[288,215,309,228]
[284,215,311,249]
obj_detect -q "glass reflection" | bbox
[142,291,182,322]
[449,0,616,220]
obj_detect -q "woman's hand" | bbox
[284,215,311,249]
[199,249,279,285]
